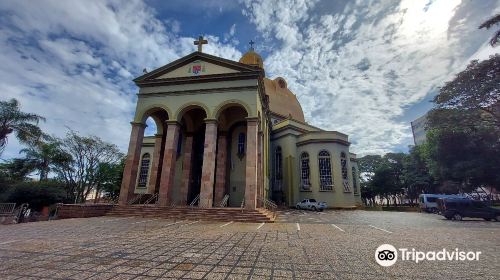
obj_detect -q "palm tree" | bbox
[20,139,70,181]
[0,98,45,156]
[479,14,500,46]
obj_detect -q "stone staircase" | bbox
[106,205,275,223]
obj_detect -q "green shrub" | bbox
[5,181,67,211]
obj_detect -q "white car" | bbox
[296,199,327,211]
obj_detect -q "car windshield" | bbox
[309,199,316,202]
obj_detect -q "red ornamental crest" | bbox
[192,65,202,74]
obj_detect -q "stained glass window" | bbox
[275,147,283,191]
[300,152,311,190]
[138,153,150,188]
[318,151,333,191]
[237,132,245,156]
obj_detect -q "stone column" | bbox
[179,133,193,205]
[158,121,180,206]
[118,122,146,205]
[214,132,227,206]
[245,118,259,210]
[199,119,218,208]
[257,131,263,208]
[147,133,163,194]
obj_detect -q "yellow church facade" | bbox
[118,43,362,209]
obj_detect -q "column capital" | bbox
[165,120,180,126]
[130,121,147,128]
[246,117,259,124]
[204,118,218,125]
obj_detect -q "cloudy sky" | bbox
[0,0,498,158]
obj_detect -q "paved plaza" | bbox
[0,210,499,279]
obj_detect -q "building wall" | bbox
[135,139,154,194]
[295,142,356,208]
[411,113,428,146]
[135,80,260,122]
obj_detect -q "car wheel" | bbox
[445,216,452,220]
[495,215,500,222]
[312,206,317,211]
[452,213,462,221]
[296,205,301,210]
[483,218,491,221]
[431,208,438,214]
[319,209,324,212]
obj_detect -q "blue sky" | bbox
[0,0,498,158]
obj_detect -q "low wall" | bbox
[57,204,114,219]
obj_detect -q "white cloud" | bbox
[0,0,241,158]
[243,0,499,155]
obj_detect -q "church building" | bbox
[118,38,362,210]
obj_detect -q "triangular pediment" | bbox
[134,52,262,85]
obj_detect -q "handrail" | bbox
[240,199,245,212]
[144,193,158,205]
[0,203,16,215]
[189,194,200,207]
[14,203,29,223]
[170,201,177,208]
[219,194,229,207]
[257,197,278,219]
[128,194,144,205]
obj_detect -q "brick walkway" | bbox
[0,211,499,279]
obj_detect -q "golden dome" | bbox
[264,77,305,122]
[239,50,264,68]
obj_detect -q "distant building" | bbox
[411,113,428,146]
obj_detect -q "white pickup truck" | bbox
[296,199,327,211]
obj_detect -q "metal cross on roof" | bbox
[194,35,208,52]
[249,40,255,50]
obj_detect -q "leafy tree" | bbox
[0,158,33,184]
[97,158,125,202]
[432,54,499,129]
[54,130,124,203]
[0,99,45,156]
[479,14,500,46]
[423,125,500,194]
[4,181,67,211]
[403,145,437,204]
[19,137,71,181]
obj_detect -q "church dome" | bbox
[264,77,305,123]
[239,50,264,68]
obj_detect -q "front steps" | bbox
[106,205,275,223]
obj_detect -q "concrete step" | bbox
[106,205,274,222]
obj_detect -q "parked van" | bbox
[418,194,465,213]
[437,198,500,221]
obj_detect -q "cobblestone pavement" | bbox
[0,210,499,279]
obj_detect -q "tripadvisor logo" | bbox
[375,244,482,267]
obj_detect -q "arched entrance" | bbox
[177,106,208,205]
[215,105,249,207]
[118,107,169,205]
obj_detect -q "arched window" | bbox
[274,147,283,191]
[300,152,311,191]
[237,132,245,157]
[341,152,351,192]
[318,151,333,191]
[352,166,359,194]
[138,153,151,188]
